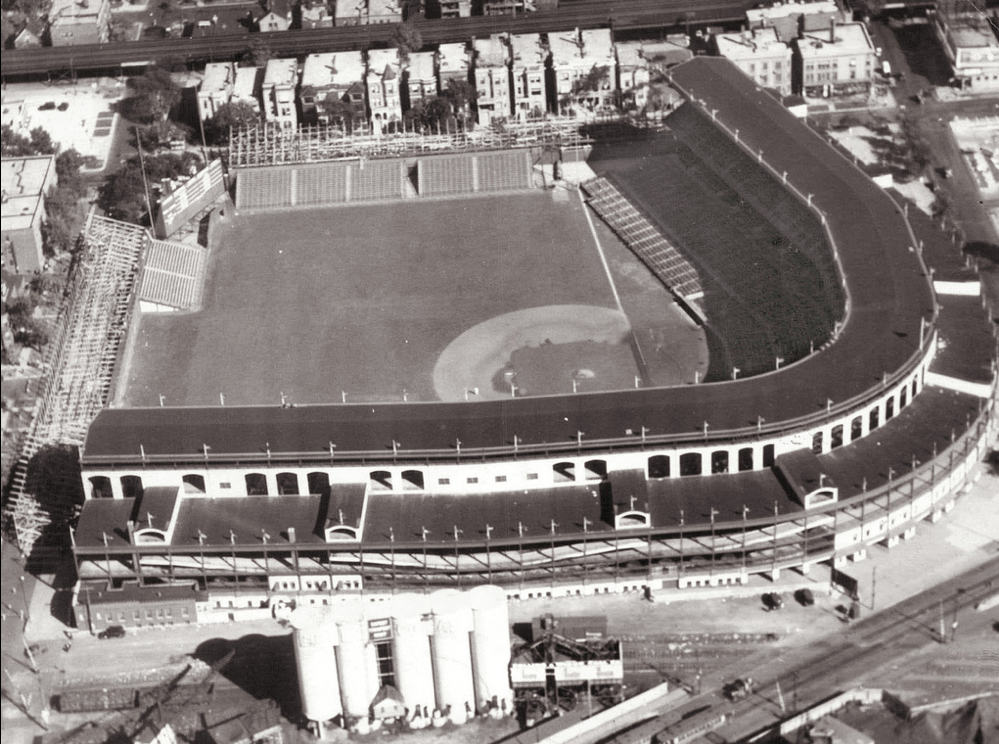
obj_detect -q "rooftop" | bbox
[510,33,547,68]
[473,35,509,68]
[262,57,298,87]
[300,51,365,91]
[797,22,875,59]
[335,0,366,22]
[407,51,436,82]
[438,42,469,75]
[232,66,260,99]
[715,27,791,60]
[1,154,55,231]
[367,48,400,79]
[549,27,615,66]
[200,62,234,96]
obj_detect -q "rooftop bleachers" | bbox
[138,239,207,310]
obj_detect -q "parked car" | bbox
[762,592,784,611]
[795,588,816,606]
[98,625,126,640]
[724,677,754,701]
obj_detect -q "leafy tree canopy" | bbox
[119,68,182,124]
[205,100,261,144]
[97,151,200,225]
[1,124,56,157]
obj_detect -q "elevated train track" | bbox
[1,0,755,78]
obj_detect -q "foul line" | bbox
[578,187,625,315]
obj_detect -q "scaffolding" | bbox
[3,214,147,555]
[228,118,592,168]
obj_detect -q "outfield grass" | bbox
[121,191,654,406]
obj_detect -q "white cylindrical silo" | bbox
[429,589,475,724]
[389,593,435,717]
[469,584,512,712]
[335,599,374,719]
[290,606,342,727]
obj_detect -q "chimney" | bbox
[830,17,836,44]
[287,526,296,543]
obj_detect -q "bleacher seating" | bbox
[582,177,704,303]
[350,160,405,202]
[296,162,349,206]
[476,151,533,193]
[236,166,295,210]
[417,155,476,196]
[138,239,208,311]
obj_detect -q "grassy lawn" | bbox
[121,191,624,406]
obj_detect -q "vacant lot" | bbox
[121,189,695,406]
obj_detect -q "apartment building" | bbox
[198,62,236,122]
[232,66,263,113]
[1,155,57,275]
[714,27,793,96]
[300,52,366,124]
[934,8,999,91]
[366,48,403,126]
[406,51,438,106]
[256,0,292,31]
[300,0,334,28]
[472,35,511,124]
[509,33,549,118]
[549,27,617,114]
[794,21,877,95]
[439,0,471,18]
[262,58,299,130]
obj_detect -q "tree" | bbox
[1,124,56,156]
[318,93,365,131]
[118,67,181,124]
[394,22,423,59]
[441,77,477,113]
[240,39,272,68]
[5,298,48,350]
[205,100,261,144]
[98,151,200,225]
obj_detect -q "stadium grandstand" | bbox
[137,239,208,312]
[31,58,998,615]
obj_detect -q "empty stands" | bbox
[417,151,533,196]
[138,239,208,311]
[583,177,704,312]
[351,159,405,202]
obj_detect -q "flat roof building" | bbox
[1,155,57,275]
[934,7,999,91]
[714,27,793,96]
[549,27,617,114]
[367,0,402,24]
[334,0,367,25]
[510,33,548,118]
[438,42,470,85]
[406,51,438,106]
[794,21,877,95]
[232,66,262,113]
[300,51,366,124]
[366,48,403,127]
[262,58,299,130]
[439,0,471,19]
[746,0,847,43]
[198,62,236,122]
[472,35,511,124]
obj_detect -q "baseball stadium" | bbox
[11,58,994,621]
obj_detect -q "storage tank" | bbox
[335,599,374,720]
[290,606,342,733]
[469,584,513,711]
[389,593,435,717]
[429,589,475,724]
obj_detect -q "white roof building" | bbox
[407,51,438,105]
[1,155,57,275]
[472,35,511,124]
[232,66,262,113]
[335,0,367,26]
[300,52,366,121]
[438,42,470,84]
[262,58,299,130]
[715,27,793,96]
[935,11,999,91]
[509,33,548,118]
[198,62,236,122]
[795,21,877,94]
[549,27,617,114]
[48,0,110,46]
[366,48,403,125]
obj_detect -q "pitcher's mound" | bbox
[433,305,632,401]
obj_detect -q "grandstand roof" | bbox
[83,57,934,466]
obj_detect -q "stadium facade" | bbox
[69,59,997,620]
